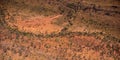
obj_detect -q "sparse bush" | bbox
[55,38,60,42]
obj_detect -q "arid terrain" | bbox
[0,0,120,60]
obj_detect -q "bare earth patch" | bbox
[8,15,63,34]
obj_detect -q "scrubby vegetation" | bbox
[0,0,120,60]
